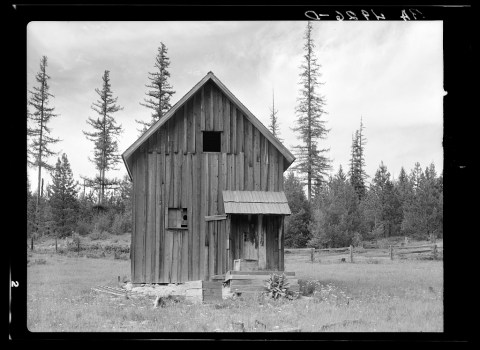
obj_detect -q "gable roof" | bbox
[122,71,295,180]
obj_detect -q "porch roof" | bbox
[222,191,291,215]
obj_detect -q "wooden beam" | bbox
[205,215,227,221]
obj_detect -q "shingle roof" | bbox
[223,191,291,215]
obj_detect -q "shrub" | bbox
[111,213,132,235]
[264,273,298,300]
[76,220,92,236]
[352,232,362,247]
[90,230,110,241]
[92,213,112,233]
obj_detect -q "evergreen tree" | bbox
[48,154,79,238]
[137,42,175,134]
[349,117,367,199]
[268,89,282,141]
[27,176,36,237]
[284,171,312,248]
[395,166,414,236]
[291,21,330,202]
[27,56,61,206]
[367,162,402,238]
[309,165,365,248]
[402,162,443,239]
[83,70,124,206]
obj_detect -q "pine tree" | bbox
[284,171,312,248]
[268,89,282,141]
[368,162,402,238]
[309,165,365,248]
[349,117,367,199]
[83,70,123,207]
[137,42,175,134]
[48,154,79,238]
[402,162,443,239]
[292,21,330,202]
[27,56,61,206]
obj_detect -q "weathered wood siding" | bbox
[131,81,287,283]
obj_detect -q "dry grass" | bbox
[26,248,443,333]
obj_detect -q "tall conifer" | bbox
[83,70,123,206]
[137,42,175,134]
[292,21,330,202]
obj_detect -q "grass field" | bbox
[26,236,443,333]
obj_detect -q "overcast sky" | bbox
[27,21,444,193]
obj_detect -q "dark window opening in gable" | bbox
[203,131,221,152]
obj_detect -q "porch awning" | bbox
[222,191,291,215]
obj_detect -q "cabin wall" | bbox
[131,81,286,283]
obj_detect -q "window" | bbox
[203,131,221,152]
[167,208,188,229]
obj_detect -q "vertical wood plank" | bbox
[145,152,156,283]
[253,127,260,191]
[181,154,187,208]
[182,230,189,282]
[173,153,180,208]
[137,151,147,283]
[209,83,214,131]
[148,131,157,153]
[219,153,226,214]
[210,154,219,215]
[163,230,173,282]
[273,150,279,191]
[187,154,193,281]
[237,110,244,153]
[184,100,188,154]
[195,92,203,154]
[225,96,230,153]
[200,86,206,131]
[131,156,136,282]
[278,155,284,191]
[226,215,231,271]
[192,154,200,280]
[157,152,164,282]
[191,94,197,153]
[273,217,279,270]
[165,154,173,209]
[280,216,284,271]
[245,118,253,190]
[171,231,178,283]
[200,153,208,280]
[173,112,179,154]
[260,136,268,191]
[258,215,266,269]
[217,88,224,131]
[238,152,245,191]
[164,120,170,155]
[231,103,237,154]
[268,144,275,191]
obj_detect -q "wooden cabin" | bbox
[122,72,295,284]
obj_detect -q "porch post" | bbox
[258,214,266,269]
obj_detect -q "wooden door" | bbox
[265,215,280,270]
[230,215,258,262]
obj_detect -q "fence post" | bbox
[349,245,353,263]
[390,245,393,260]
[31,236,34,251]
[432,244,437,260]
[77,238,80,256]
[311,248,315,263]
